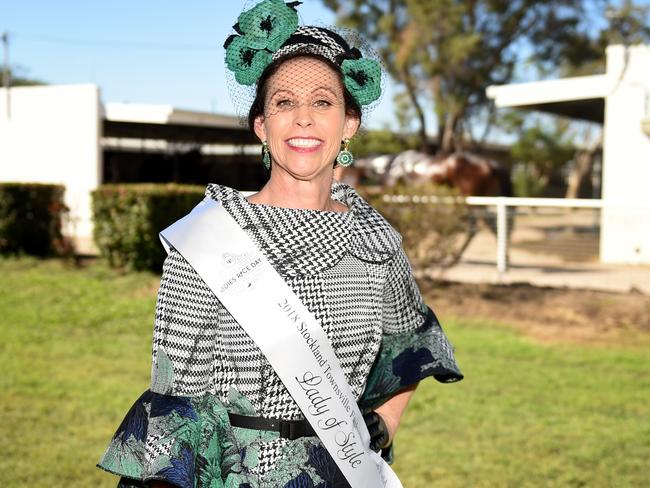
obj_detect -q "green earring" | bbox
[262,140,271,170]
[336,138,354,167]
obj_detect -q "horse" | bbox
[339,150,512,197]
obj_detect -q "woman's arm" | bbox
[375,381,419,445]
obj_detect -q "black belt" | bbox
[228,412,317,440]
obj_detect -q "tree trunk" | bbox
[401,66,431,153]
[441,112,458,154]
[436,117,446,154]
[565,136,601,199]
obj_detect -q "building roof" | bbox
[486,74,611,123]
[102,103,258,145]
[103,103,242,128]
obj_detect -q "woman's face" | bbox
[253,56,360,181]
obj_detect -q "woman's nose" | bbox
[293,103,313,127]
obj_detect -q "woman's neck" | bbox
[248,171,348,212]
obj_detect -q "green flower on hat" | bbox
[341,58,382,106]
[237,0,299,52]
[225,35,273,86]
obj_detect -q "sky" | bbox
[2,0,647,135]
[1,0,399,130]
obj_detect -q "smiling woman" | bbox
[95,1,463,487]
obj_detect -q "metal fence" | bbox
[383,195,604,281]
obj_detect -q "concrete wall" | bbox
[0,84,102,254]
[601,45,650,264]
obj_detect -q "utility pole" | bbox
[2,31,10,119]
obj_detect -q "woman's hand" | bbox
[371,382,419,448]
[363,410,391,451]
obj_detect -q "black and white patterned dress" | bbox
[97,181,463,488]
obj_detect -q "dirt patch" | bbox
[418,277,650,346]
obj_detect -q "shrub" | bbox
[363,183,471,274]
[511,162,548,197]
[0,182,69,257]
[91,183,205,272]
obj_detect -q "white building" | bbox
[487,44,650,264]
[0,84,259,254]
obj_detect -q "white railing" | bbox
[382,195,604,280]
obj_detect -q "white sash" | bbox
[159,196,402,488]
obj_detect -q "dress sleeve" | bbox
[150,246,221,396]
[360,246,464,411]
[96,248,244,488]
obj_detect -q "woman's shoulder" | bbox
[332,181,403,263]
[204,182,242,204]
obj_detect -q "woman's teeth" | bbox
[287,138,322,148]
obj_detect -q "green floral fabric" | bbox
[237,0,298,51]
[97,389,240,488]
[225,36,273,86]
[97,386,353,488]
[360,306,464,412]
[341,58,382,106]
[223,0,299,86]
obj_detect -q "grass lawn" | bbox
[1,256,649,487]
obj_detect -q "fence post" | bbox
[496,198,508,281]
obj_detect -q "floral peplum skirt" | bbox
[97,308,463,488]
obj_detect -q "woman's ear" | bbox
[253,115,267,142]
[343,115,361,139]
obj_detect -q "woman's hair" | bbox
[247,51,362,133]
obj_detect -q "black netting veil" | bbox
[223,0,386,128]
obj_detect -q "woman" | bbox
[97,2,463,487]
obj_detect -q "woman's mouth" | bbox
[285,137,323,153]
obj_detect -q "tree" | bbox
[530,0,650,197]
[0,64,48,87]
[557,0,650,76]
[323,1,650,156]
[349,129,419,158]
[323,0,595,154]
[504,113,576,197]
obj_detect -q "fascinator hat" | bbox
[223,0,385,125]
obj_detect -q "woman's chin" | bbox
[277,158,333,180]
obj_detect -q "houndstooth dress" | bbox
[97,181,463,488]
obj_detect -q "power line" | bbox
[11,31,220,51]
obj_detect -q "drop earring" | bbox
[336,138,354,167]
[262,140,271,170]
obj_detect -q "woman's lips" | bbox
[285,137,323,153]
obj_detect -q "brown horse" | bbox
[426,152,513,197]
[336,150,512,197]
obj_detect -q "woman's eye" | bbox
[277,99,294,108]
[314,99,332,107]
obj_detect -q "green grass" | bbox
[1,256,649,487]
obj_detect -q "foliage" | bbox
[0,182,69,256]
[323,0,650,153]
[2,256,650,486]
[556,0,650,76]
[498,111,576,197]
[511,163,548,198]
[91,183,205,272]
[0,64,48,86]
[349,129,419,158]
[364,182,470,272]
[323,0,598,153]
